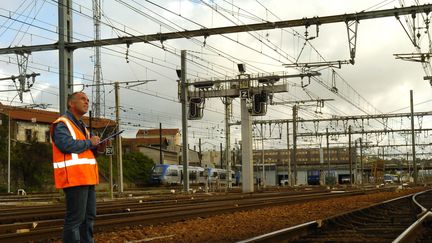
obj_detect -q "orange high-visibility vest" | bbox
[51,116,99,189]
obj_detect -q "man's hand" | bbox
[96,140,107,153]
[90,136,100,146]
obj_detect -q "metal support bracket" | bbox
[346,19,358,65]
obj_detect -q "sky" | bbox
[0,0,431,154]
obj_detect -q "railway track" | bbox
[0,187,333,224]
[0,187,389,242]
[239,189,432,243]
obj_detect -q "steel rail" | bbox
[393,211,432,243]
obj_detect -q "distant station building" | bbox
[243,147,356,186]
[247,146,432,186]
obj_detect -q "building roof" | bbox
[123,137,169,146]
[0,103,115,129]
[136,145,178,155]
[136,128,180,137]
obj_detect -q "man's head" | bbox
[67,92,89,118]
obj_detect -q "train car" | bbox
[151,164,232,186]
[338,174,352,184]
[198,167,234,185]
[307,170,321,185]
[384,174,398,184]
[150,164,181,185]
[188,166,204,184]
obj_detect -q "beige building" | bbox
[122,137,169,153]
[250,147,354,168]
[137,146,178,165]
[136,128,180,151]
[201,150,223,168]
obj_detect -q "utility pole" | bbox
[355,140,358,184]
[326,128,330,186]
[58,0,74,114]
[348,125,352,186]
[220,142,223,168]
[224,98,232,188]
[286,122,291,186]
[159,123,163,164]
[382,146,385,176]
[199,138,202,167]
[410,90,417,185]
[181,50,189,193]
[261,123,265,188]
[407,152,411,180]
[108,140,113,199]
[7,112,10,193]
[360,137,363,185]
[292,105,298,185]
[114,82,123,194]
[89,111,93,135]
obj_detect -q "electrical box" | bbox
[188,97,205,120]
[251,91,268,116]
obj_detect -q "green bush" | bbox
[97,152,154,187]
[12,142,53,191]
[0,185,7,193]
[325,175,337,186]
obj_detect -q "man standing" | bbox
[51,91,105,243]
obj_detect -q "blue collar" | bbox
[65,110,87,136]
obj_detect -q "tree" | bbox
[0,115,8,192]
[97,152,154,187]
[12,141,53,191]
[123,152,154,186]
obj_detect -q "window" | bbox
[124,147,131,154]
[167,169,178,177]
[33,131,38,142]
[189,171,197,180]
[152,166,165,176]
[45,131,51,142]
[25,129,32,142]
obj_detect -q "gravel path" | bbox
[94,187,425,243]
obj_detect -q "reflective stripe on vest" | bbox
[53,157,97,169]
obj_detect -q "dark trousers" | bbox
[63,185,96,243]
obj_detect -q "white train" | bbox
[150,164,234,186]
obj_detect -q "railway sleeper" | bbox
[307,227,405,238]
[415,221,432,242]
[327,218,412,229]
[290,236,388,243]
